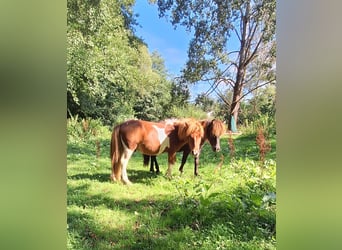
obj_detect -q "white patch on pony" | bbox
[120,137,134,185]
[153,125,170,154]
[167,163,173,178]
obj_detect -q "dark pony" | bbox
[110,118,204,184]
[143,119,225,176]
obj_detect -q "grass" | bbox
[67,126,276,249]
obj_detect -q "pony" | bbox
[110,118,204,184]
[143,119,225,176]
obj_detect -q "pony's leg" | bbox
[179,147,190,174]
[111,167,116,182]
[120,147,134,185]
[111,155,122,182]
[154,157,160,174]
[143,154,150,169]
[150,156,154,172]
[167,153,176,178]
[110,157,116,181]
[194,155,200,176]
[114,161,122,182]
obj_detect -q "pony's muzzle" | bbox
[213,146,221,152]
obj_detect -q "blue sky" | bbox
[133,1,210,100]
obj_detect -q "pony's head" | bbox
[206,119,225,152]
[178,119,204,157]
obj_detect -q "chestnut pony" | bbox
[144,119,225,176]
[110,118,204,184]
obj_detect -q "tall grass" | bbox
[240,114,276,137]
[67,119,276,249]
[169,105,208,120]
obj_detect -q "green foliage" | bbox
[67,0,137,123]
[194,93,217,113]
[154,0,275,83]
[67,115,109,143]
[153,0,276,131]
[169,104,207,120]
[240,113,276,137]
[67,123,276,249]
[67,0,175,125]
[170,79,191,108]
[240,84,276,123]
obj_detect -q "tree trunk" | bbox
[228,65,245,132]
[228,82,242,132]
[228,2,250,132]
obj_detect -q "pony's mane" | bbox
[210,119,225,137]
[177,118,204,139]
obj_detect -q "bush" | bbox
[169,105,207,119]
[240,114,276,137]
[67,115,109,143]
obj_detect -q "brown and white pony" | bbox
[144,119,225,176]
[110,118,204,184]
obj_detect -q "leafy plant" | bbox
[67,122,276,249]
[241,114,276,137]
[256,127,272,165]
[67,116,106,144]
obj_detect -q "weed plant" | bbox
[67,119,276,249]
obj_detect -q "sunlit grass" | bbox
[67,127,276,249]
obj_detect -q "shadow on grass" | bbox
[69,169,163,185]
[128,169,164,184]
[67,130,276,249]
[69,173,111,182]
[67,181,276,250]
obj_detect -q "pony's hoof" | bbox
[123,180,132,185]
[110,175,116,182]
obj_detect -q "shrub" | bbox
[169,105,207,120]
[67,115,108,143]
[240,114,276,137]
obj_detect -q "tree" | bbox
[67,0,174,125]
[239,84,276,123]
[170,79,190,108]
[151,50,168,78]
[67,0,141,124]
[194,93,215,113]
[152,0,276,131]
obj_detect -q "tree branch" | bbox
[215,89,231,107]
[204,79,221,96]
[233,26,241,42]
[236,79,275,103]
[245,31,263,66]
[245,20,258,54]
[245,70,260,84]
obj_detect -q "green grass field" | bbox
[67,128,276,249]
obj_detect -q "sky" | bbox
[133,1,211,101]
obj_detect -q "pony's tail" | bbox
[143,154,150,167]
[110,125,122,181]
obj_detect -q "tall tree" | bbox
[194,93,215,113]
[67,0,140,124]
[152,0,276,130]
[67,0,174,125]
